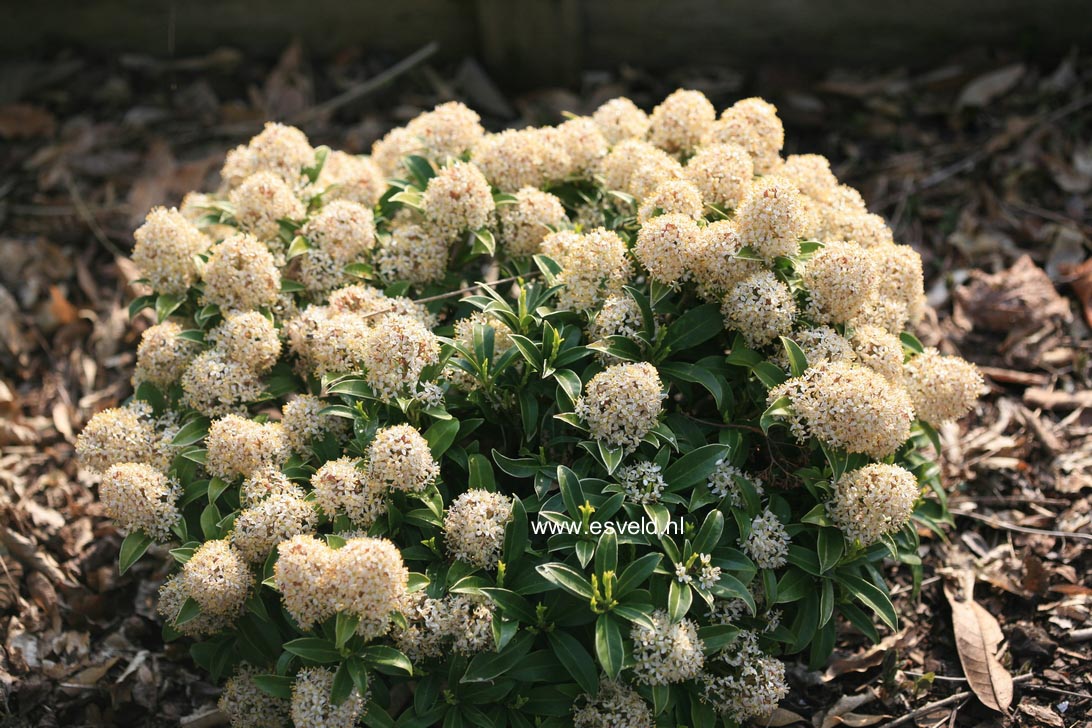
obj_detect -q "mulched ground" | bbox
[1,42,1090,728]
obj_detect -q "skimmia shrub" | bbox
[79,91,983,727]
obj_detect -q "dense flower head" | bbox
[180,539,253,619]
[333,537,409,639]
[290,667,366,728]
[229,171,305,242]
[828,463,920,545]
[634,212,700,285]
[285,306,370,376]
[867,244,927,330]
[374,210,449,285]
[649,89,716,155]
[734,175,808,261]
[592,96,651,144]
[554,228,631,311]
[231,487,316,562]
[497,187,567,256]
[557,117,610,174]
[240,466,298,507]
[801,240,879,324]
[769,360,915,458]
[706,97,784,174]
[904,348,983,424]
[300,199,376,263]
[708,459,764,507]
[366,424,440,493]
[77,403,163,474]
[684,143,753,210]
[686,220,763,299]
[360,313,440,401]
[786,325,856,368]
[637,179,704,223]
[422,161,495,240]
[311,457,384,526]
[274,534,336,628]
[180,350,264,416]
[444,489,514,569]
[371,125,423,177]
[587,293,644,343]
[157,573,230,638]
[576,362,665,450]
[781,153,840,203]
[599,140,684,200]
[207,310,282,372]
[316,150,385,208]
[832,210,895,249]
[721,270,797,347]
[405,101,485,161]
[99,463,180,541]
[280,393,348,454]
[206,415,291,481]
[631,610,705,685]
[202,233,281,311]
[133,321,200,388]
[701,630,789,721]
[617,461,667,504]
[394,593,495,661]
[473,127,567,192]
[850,324,905,382]
[218,666,290,728]
[743,510,790,568]
[132,207,210,295]
[327,283,434,326]
[573,679,654,728]
[220,122,313,189]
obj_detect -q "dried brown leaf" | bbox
[1060,258,1092,329]
[957,64,1025,108]
[759,707,807,726]
[945,577,1014,713]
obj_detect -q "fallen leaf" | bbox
[759,707,807,726]
[957,64,1026,108]
[1060,258,1092,329]
[1019,702,1065,728]
[0,103,56,139]
[954,255,1072,332]
[816,693,877,728]
[945,575,1014,713]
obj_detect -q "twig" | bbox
[876,674,1034,728]
[889,575,941,596]
[954,511,1092,542]
[413,271,540,305]
[679,413,763,433]
[291,42,439,124]
[62,170,127,259]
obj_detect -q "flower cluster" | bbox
[85,90,977,727]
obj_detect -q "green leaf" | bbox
[424,418,460,457]
[470,228,496,257]
[553,369,582,406]
[661,303,721,352]
[595,614,624,679]
[691,510,724,555]
[698,624,741,654]
[760,396,793,434]
[335,612,360,649]
[174,597,202,626]
[663,444,731,492]
[128,294,155,320]
[330,661,355,705]
[171,417,210,446]
[362,645,413,675]
[252,674,294,699]
[836,571,899,631]
[536,563,593,600]
[557,466,584,519]
[279,278,306,293]
[596,440,624,476]
[207,477,230,505]
[657,362,724,409]
[480,588,537,624]
[503,496,529,563]
[302,145,329,184]
[403,155,436,188]
[467,453,496,492]
[155,293,185,323]
[595,531,618,576]
[286,235,312,259]
[817,528,845,573]
[200,502,221,540]
[616,553,662,596]
[779,336,809,377]
[283,637,341,664]
[461,632,533,683]
[900,332,925,355]
[118,530,153,574]
[668,579,692,621]
[547,630,599,695]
